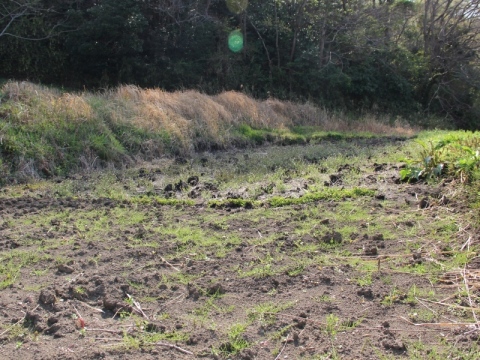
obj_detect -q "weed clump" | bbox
[400,131,479,183]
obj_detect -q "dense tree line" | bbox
[1,0,479,128]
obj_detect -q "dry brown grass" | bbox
[2,81,417,152]
[321,114,417,137]
[2,81,93,124]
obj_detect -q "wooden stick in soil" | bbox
[274,334,289,360]
[161,256,180,272]
[86,328,123,334]
[399,316,477,327]
[462,265,479,327]
[156,342,194,355]
[417,297,480,313]
[75,299,104,313]
[126,293,149,320]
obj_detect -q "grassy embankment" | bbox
[0,81,414,183]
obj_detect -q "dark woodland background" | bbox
[1,0,479,128]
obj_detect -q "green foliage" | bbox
[236,125,271,145]
[247,301,294,326]
[400,132,480,183]
[324,314,340,337]
[218,323,250,355]
[400,141,448,181]
[267,188,375,207]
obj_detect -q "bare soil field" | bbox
[0,137,479,359]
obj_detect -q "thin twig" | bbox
[73,305,83,319]
[460,236,472,251]
[274,334,289,360]
[368,326,445,333]
[265,312,325,326]
[399,316,476,327]
[461,265,479,327]
[156,342,194,355]
[161,256,180,272]
[86,328,123,334]
[75,299,105,313]
[126,293,149,320]
[160,293,186,310]
[417,297,480,313]
[112,305,130,319]
[415,297,456,323]
[66,272,84,284]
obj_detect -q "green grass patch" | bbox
[208,187,374,209]
[267,187,375,207]
[247,301,295,326]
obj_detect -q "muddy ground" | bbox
[0,138,479,359]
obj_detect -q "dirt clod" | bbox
[321,231,342,244]
[382,339,406,351]
[39,289,56,305]
[419,197,430,209]
[357,288,374,299]
[57,264,74,274]
[102,296,119,311]
[206,283,225,295]
[187,176,199,186]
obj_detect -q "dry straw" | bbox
[2,81,416,153]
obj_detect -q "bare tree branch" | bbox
[0,0,73,40]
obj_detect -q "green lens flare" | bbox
[226,0,248,14]
[228,31,244,53]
